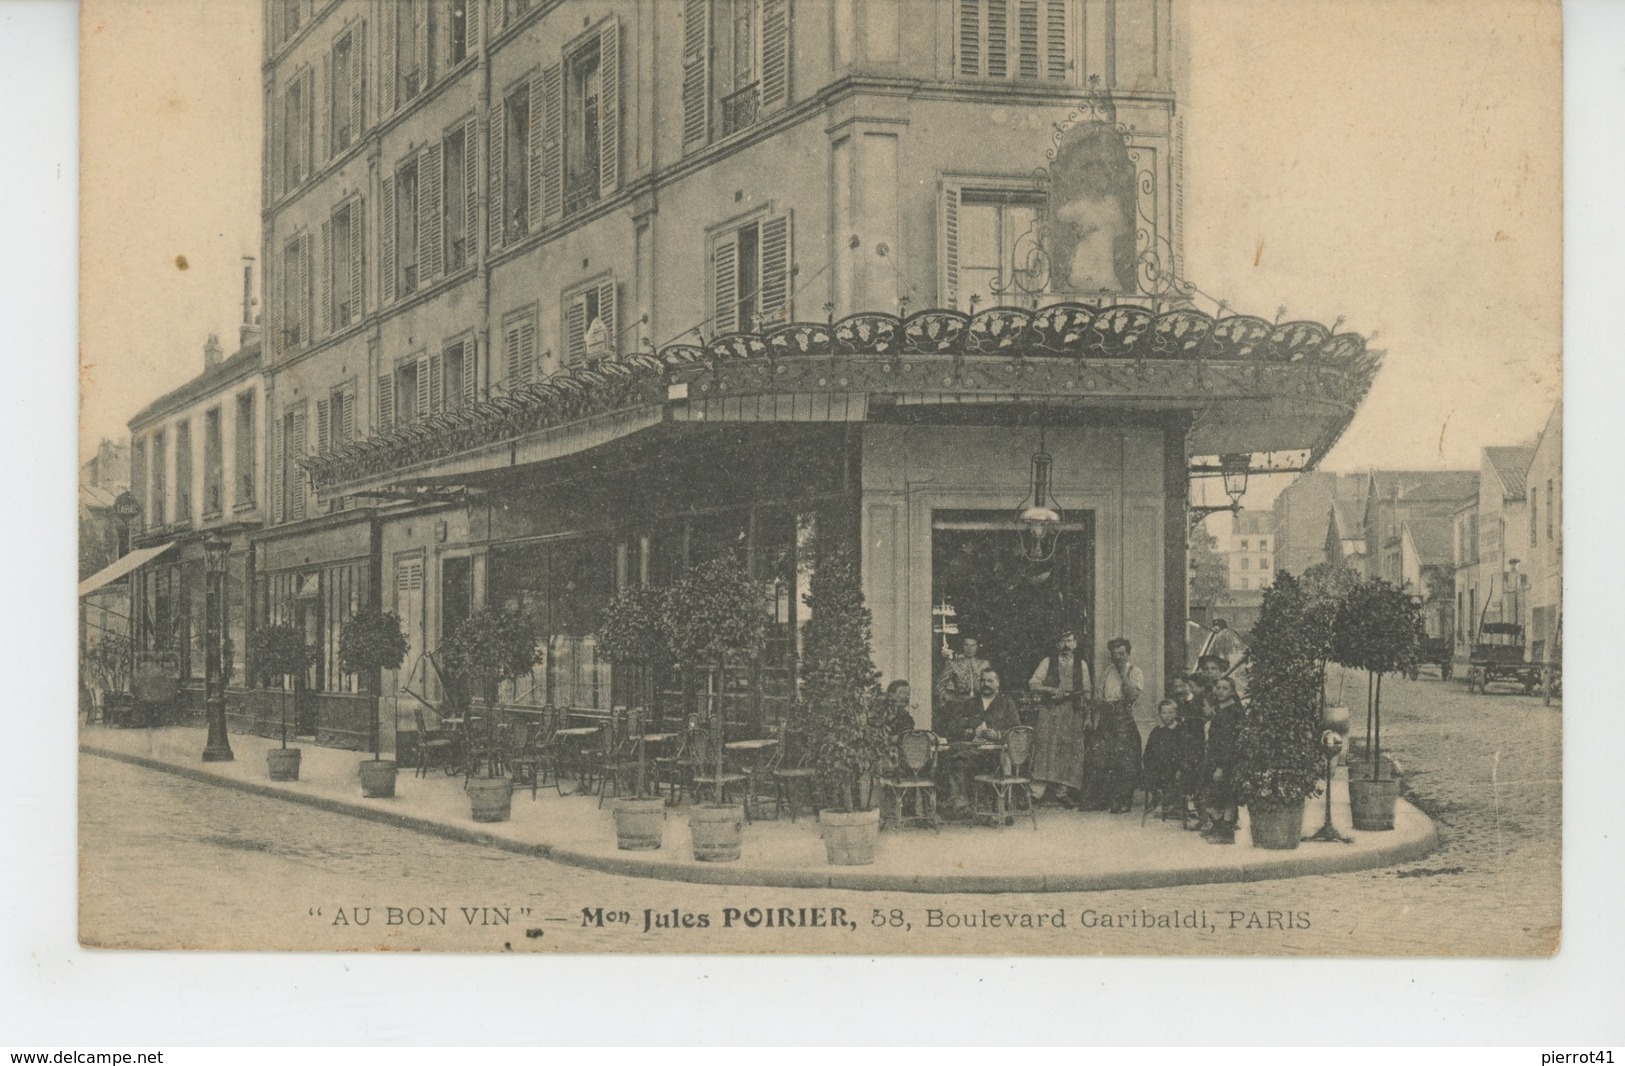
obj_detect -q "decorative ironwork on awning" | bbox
[303,303,1380,500]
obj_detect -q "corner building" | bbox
[263,0,1372,749]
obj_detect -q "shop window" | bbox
[957,0,1070,83]
[711,213,791,334]
[321,562,369,694]
[488,537,615,712]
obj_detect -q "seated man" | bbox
[942,667,1021,813]
[873,679,919,738]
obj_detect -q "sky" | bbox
[78,0,1563,493]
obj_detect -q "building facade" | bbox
[1523,400,1561,665]
[1271,469,1361,576]
[124,323,265,722]
[247,0,1373,749]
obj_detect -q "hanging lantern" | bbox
[1017,447,1064,564]
[1220,453,1251,505]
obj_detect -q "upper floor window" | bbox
[392,0,429,109]
[281,232,312,350]
[281,69,314,194]
[278,0,303,44]
[683,0,789,151]
[325,198,362,331]
[442,124,472,272]
[1530,487,1539,546]
[442,335,476,408]
[203,407,224,518]
[944,187,1041,312]
[1547,478,1556,544]
[234,391,256,508]
[957,0,1070,83]
[502,307,538,386]
[564,37,603,214]
[711,212,791,334]
[498,80,533,243]
[396,157,421,296]
[174,420,193,526]
[274,403,308,524]
[565,279,618,366]
[446,0,470,66]
[330,25,363,155]
[150,430,167,527]
[1239,539,1249,550]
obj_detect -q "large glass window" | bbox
[488,537,614,712]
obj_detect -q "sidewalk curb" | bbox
[83,742,1438,894]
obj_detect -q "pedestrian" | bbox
[1097,637,1146,813]
[1027,628,1091,808]
[1200,677,1246,843]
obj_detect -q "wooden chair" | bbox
[879,730,941,831]
[528,706,566,796]
[972,724,1038,829]
[770,718,822,823]
[690,727,750,813]
[505,720,544,800]
[412,708,458,778]
[595,709,643,808]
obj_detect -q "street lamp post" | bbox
[201,532,234,762]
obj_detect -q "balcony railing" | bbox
[721,83,760,137]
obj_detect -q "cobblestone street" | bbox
[80,670,1559,955]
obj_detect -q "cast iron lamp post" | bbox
[1304,704,1354,844]
[200,531,234,762]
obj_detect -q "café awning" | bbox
[78,542,176,599]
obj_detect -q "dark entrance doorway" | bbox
[930,511,1095,730]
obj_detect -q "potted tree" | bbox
[1235,572,1324,849]
[338,607,410,798]
[597,582,672,850]
[247,622,318,781]
[439,608,539,823]
[659,557,771,863]
[86,634,134,727]
[1299,562,1362,744]
[795,547,893,865]
[1334,577,1423,830]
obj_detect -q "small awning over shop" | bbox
[78,542,176,599]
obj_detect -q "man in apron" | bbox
[1027,629,1091,808]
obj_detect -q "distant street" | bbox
[80,670,1560,955]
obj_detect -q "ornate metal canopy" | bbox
[303,302,1380,502]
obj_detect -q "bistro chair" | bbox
[505,720,544,800]
[412,708,459,778]
[741,725,787,821]
[653,716,702,805]
[690,727,750,814]
[595,708,643,808]
[879,730,941,831]
[972,724,1038,830]
[528,706,567,796]
[769,718,822,823]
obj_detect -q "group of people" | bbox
[875,631,1248,840]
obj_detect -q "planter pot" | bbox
[689,804,744,862]
[1348,754,1399,782]
[612,797,667,851]
[359,759,398,798]
[1349,775,1400,830]
[1246,799,1306,850]
[820,808,882,866]
[266,747,302,782]
[466,776,513,823]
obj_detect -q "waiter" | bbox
[1097,637,1147,814]
[1027,629,1091,808]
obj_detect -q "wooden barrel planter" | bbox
[266,747,302,781]
[1349,775,1400,830]
[689,804,744,862]
[466,776,512,822]
[1246,799,1306,850]
[359,758,398,798]
[820,808,881,865]
[612,797,667,851]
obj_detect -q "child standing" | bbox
[1141,699,1183,817]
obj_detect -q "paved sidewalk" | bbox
[81,724,1436,893]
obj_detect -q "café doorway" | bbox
[929,510,1095,730]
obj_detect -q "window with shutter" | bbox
[330,199,358,328]
[957,0,1068,83]
[712,230,739,335]
[463,336,478,401]
[397,157,421,295]
[174,420,193,526]
[267,415,281,524]
[681,0,710,151]
[446,0,469,66]
[377,371,395,429]
[416,354,433,417]
[234,391,255,508]
[940,184,960,311]
[421,143,444,281]
[462,117,478,263]
[442,125,468,271]
[563,280,618,364]
[758,213,791,325]
[940,183,1050,311]
[316,397,330,454]
[428,352,444,413]
[394,359,420,423]
[711,214,790,334]
[499,81,530,243]
[290,404,308,523]
[541,63,563,219]
[380,176,396,304]
[598,20,619,198]
[504,311,537,385]
[442,340,466,410]
[760,0,790,112]
[320,220,333,337]
[381,2,397,115]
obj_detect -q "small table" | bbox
[555,725,602,793]
[724,738,780,817]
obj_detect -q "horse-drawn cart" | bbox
[1464,622,1543,694]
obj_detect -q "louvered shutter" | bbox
[958,0,979,76]
[349,197,364,318]
[1044,0,1066,81]
[1018,0,1039,78]
[567,297,587,365]
[681,0,710,150]
[505,322,522,383]
[760,0,789,111]
[519,318,536,382]
[422,143,443,280]
[320,220,332,336]
[269,414,283,523]
[377,371,395,428]
[712,230,739,335]
[350,22,365,137]
[380,176,396,304]
[429,352,444,412]
[462,117,478,262]
[466,0,479,52]
[416,355,431,417]
[758,213,791,326]
[266,86,281,203]
[320,53,331,161]
[131,438,148,528]
[341,385,356,442]
[289,404,307,522]
[940,184,960,310]
[316,397,330,453]
[297,234,312,348]
[597,279,617,354]
[381,3,396,115]
[598,20,619,197]
[987,0,1008,78]
[462,336,478,401]
[490,93,506,250]
[539,64,561,222]
[414,0,430,92]
[303,67,316,182]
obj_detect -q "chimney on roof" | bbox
[204,332,224,369]
[240,256,261,349]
